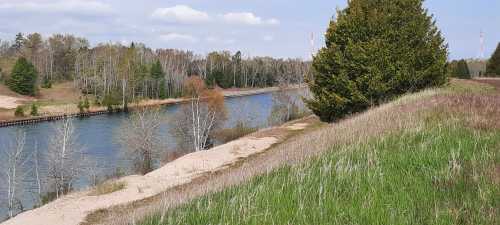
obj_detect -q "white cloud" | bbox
[263,35,274,41]
[0,0,114,16]
[222,12,279,26]
[159,33,198,43]
[152,5,210,24]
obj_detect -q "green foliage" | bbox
[486,43,500,76]
[102,91,121,112]
[158,79,167,99]
[83,97,90,110]
[30,103,38,116]
[14,106,24,117]
[449,59,471,79]
[150,60,164,80]
[306,0,448,122]
[77,100,85,113]
[7,57,38,96]
[140,123,500,225]
[41,77,52,88]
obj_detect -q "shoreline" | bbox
[0,85,304,127]
[0,116,317,225]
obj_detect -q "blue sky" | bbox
[0,0,498,60]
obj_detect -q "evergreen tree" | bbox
[12,33,25,54]
[150,60,164,80]
[7,57,38,96]
[150,59,167,98]
[486,43,500,76]
[453,59,471,79]
[306,0,448,122]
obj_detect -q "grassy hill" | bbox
[134,79,499,225]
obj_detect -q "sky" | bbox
[0,0,498,60]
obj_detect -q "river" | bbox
[0,89,309,220]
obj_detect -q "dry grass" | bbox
[37,81,83,105]
[89,181,127,196]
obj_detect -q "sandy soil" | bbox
[1,120,312,225]
[0,95,27,109]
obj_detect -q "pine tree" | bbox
[306,0,448,122]
[150,60,166,98]
[12,33,25,54]
[150,60,164,80]
[486,43,500,76]
[453,59,471,79]
[7,57,38,96]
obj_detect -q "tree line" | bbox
[0,33,310,104]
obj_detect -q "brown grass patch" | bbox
[89,181,126,196]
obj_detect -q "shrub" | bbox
[77,101,85,113]
[102,92,121,112]
[14,106,24,117]
[306,0,448,122]
[83,97,90,110]
[41,77,52,89]
[30,103,39,116]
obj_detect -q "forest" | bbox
[0,33,310,105]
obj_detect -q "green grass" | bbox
[445,79,496,94]
[141,120,499,225]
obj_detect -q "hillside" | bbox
[2,79,499,225]
[99,79,498,225]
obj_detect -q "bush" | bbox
[102,92,121,112]
[83,97,90,110]
[77,101,85,113]
[306,0,448,122]
[41,77,52,89]
[14,106,24,117]
[30,104,39,116]
[7,57,38,96]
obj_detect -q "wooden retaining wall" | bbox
[0,110,111,128]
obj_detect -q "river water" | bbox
[0,89,308,220]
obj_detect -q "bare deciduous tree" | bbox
[46,118,85,198]
[117,107,165,174]
[0,131,30,218]
[172,76,227,152]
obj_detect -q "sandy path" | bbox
[0,95,26,109]
[1,121,311,225]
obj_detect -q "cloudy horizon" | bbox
[0,0,499,60]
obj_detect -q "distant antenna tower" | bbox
[310,32,315,59]
[479,30,485,59]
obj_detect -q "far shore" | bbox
[0,84,306,126]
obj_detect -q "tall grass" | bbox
[140,118,500,224]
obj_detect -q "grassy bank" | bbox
[138,80,500,225]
